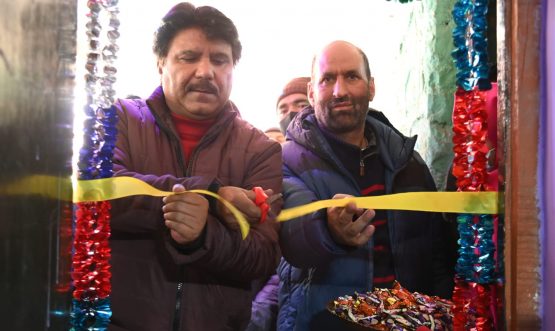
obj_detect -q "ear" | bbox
[308,80,315,106]
[157,58,165,75]
[368,77,375,101]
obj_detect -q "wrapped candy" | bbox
[328,281,453,330]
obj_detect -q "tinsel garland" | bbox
[452,88,488,192]
[71,0,120,330]
[452,0,491,91]
[452,278,503,331]
[450,0,503,329]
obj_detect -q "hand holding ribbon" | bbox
[162,184,209,245]
[216,186,274,230]
[326,194,376,247]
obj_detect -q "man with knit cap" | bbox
[277,77,310,134]
[245,78,309,331]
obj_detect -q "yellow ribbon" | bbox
[73,176,250,239]
[2,176,499,239]
[0,175,249,239]
[0,174,72,200]
[276,191,498,222]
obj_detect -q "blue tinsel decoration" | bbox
[70,298,112,331]
[451,0,491,91]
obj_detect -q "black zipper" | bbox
[164,111,230,331]
[172,282,183,331]
[359,145,376,177]
[149,107,187,331]
[171,129,185,331]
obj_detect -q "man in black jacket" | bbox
[277,40,456,331]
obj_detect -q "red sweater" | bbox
[170,112,215,162]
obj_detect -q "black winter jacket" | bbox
[277,107,455,331]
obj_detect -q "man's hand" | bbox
[216,186,274,230]
[163,184,209,245]
[327,194,375,247]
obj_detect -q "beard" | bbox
[315,96,368,134]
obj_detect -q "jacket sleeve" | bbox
[415,153,456,298]
[432,210,457,299]
[278,163,354,269]
[110,100,216,234]
[165,139,283,281]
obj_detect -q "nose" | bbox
[333,77,347,98]
[195,57,214,79]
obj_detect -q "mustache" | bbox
[328,96,351,108]
[186,80,218,94]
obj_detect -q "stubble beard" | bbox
[316,100,367,134]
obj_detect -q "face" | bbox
[277,93,310,121]
[158,27,233,119]
[309,41,375,135]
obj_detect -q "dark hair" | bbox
[153,2,242,64]
[311,44,372,81]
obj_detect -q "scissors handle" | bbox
[253,187,270,223]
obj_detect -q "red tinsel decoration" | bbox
[72,201,112,300]
[452,87,489,193]
[452,278,503,331]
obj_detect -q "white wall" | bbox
[83,0,415,132]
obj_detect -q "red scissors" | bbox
[252,187,281,223]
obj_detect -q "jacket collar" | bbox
[365,114,417,172]
[145,85,239,138]
[288,106,417,172]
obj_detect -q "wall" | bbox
[388,0,456,189]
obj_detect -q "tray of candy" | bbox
[326,281,453,330]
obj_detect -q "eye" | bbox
[321,76,334,84]
[179,56,197,63]
[211,54,230,65]
[178,51,199,63]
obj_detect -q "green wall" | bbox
[386,0,456,189]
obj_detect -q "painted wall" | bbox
[387,0,456,189]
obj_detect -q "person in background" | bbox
[264,127,285,144]
[277,40,455,330]
[110,3,282,330]
[245,77,311,331]
[276,77,311,134]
